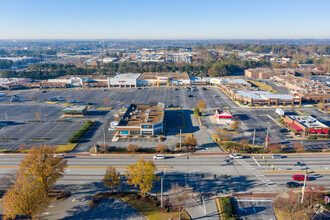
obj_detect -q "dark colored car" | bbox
[279,128,289,133]
[292,175,310,181]
[188,95,193,97]
[202,87,207,90]
[286,182,302,188]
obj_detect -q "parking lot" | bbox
[0,87,328,151]
[232,198,276,220]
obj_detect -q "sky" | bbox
[0,0,329,39]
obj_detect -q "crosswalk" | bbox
[237,159,281,193]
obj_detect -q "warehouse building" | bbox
[61,106,88,117]
[108,73,141,87]
[116,103,165,136]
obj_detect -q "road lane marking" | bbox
[0,165,172,169]
[252,156,261,167]
[235,199,272,202]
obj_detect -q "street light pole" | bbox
[180,129,182,151]
[161,177,164,208]
[252,128,256,152]
[301,170,307,204]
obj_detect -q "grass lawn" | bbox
[55,143,78,153]
[122,196,189,220]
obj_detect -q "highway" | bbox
[0,154,329,192]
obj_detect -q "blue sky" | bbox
[0,0,329,39]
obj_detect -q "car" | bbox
[272,154,283,159]
[213,94,218,97]
[229,154,243,159]
[138,88,142,89]
[292,174,310,181]
[69,99,76,103]
[167,104,174,108]
[188,95,193,97]
[88,102,93,105]
[103,89,108,91]
[286,182,302,188]
[279,128,289,133]
[202,87,207,90]
[49,97,58,101]
[153,154,165,160]
[57,96,64,99]
[42,90,47,93]
[175,88,179,90]
[54,154,65,158]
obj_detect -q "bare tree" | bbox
[196,100,206,110]
[239,139,249,153]
[275,191,305,220]
[103,97,110,105]
[169,183,191,220]
[231,116,240,131]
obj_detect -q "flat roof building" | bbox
[283,115,329,136]
[109,73,141,87]
[138,72,190,86]
[116,103,165,136]
[61,105,88,117]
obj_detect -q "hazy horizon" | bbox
[1,0,329,40]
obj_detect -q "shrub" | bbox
[127,144,139,152]
[219,197,237,220]
[156,144,168,153]
[68,120,95,143]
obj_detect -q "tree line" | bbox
[0,57,270,79]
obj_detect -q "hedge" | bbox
[218,197,237,220]
[68,120,95,143]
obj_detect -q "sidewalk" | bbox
[185,196,219,220]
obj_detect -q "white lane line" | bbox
[121,203,127,219]
[252,156,261,167]
[235,199,272,202]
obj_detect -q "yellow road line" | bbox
[262,170,330,174]
[0,166,172,169]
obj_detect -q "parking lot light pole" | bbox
[161,177,164,208]
[301,170,307,204]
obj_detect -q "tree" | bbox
[239,139,249,153]
[2,173,49,219]
[127,144,139,152]
[268,143,281,153]
[29,94,37,100]
[126,158,156,197]
[156,144,168,153]
[103,97,110,105]
[193,107,200,116]
[102,166,121,192]
[214,127,232,143]
[294,142,304,153]
[169,183,191,220]
[275,191,305,220]
[183,136,197,151]
[19,145,68,193]
[196,99,206,110]
[231,116,240,131]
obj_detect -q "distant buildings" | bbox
[273,74,330,103]
[245,68,284,79]
[109,73,141,87]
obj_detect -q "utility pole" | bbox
[265,122,270,152]
[179,129,182,151]
[161,177,164,208]
[301,170,307,204]
[252,129,256,152]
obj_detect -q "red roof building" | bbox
[215,110,233,124]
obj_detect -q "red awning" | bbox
[316,129,322,134]
[287,123,303,131]
[217,116,233,119]
[310,129,316,133]
[323,129,329,133]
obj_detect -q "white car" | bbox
[272,154,283,159]
[229,154,243,159]
[54,154,65,158]
[153,154,165,160]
